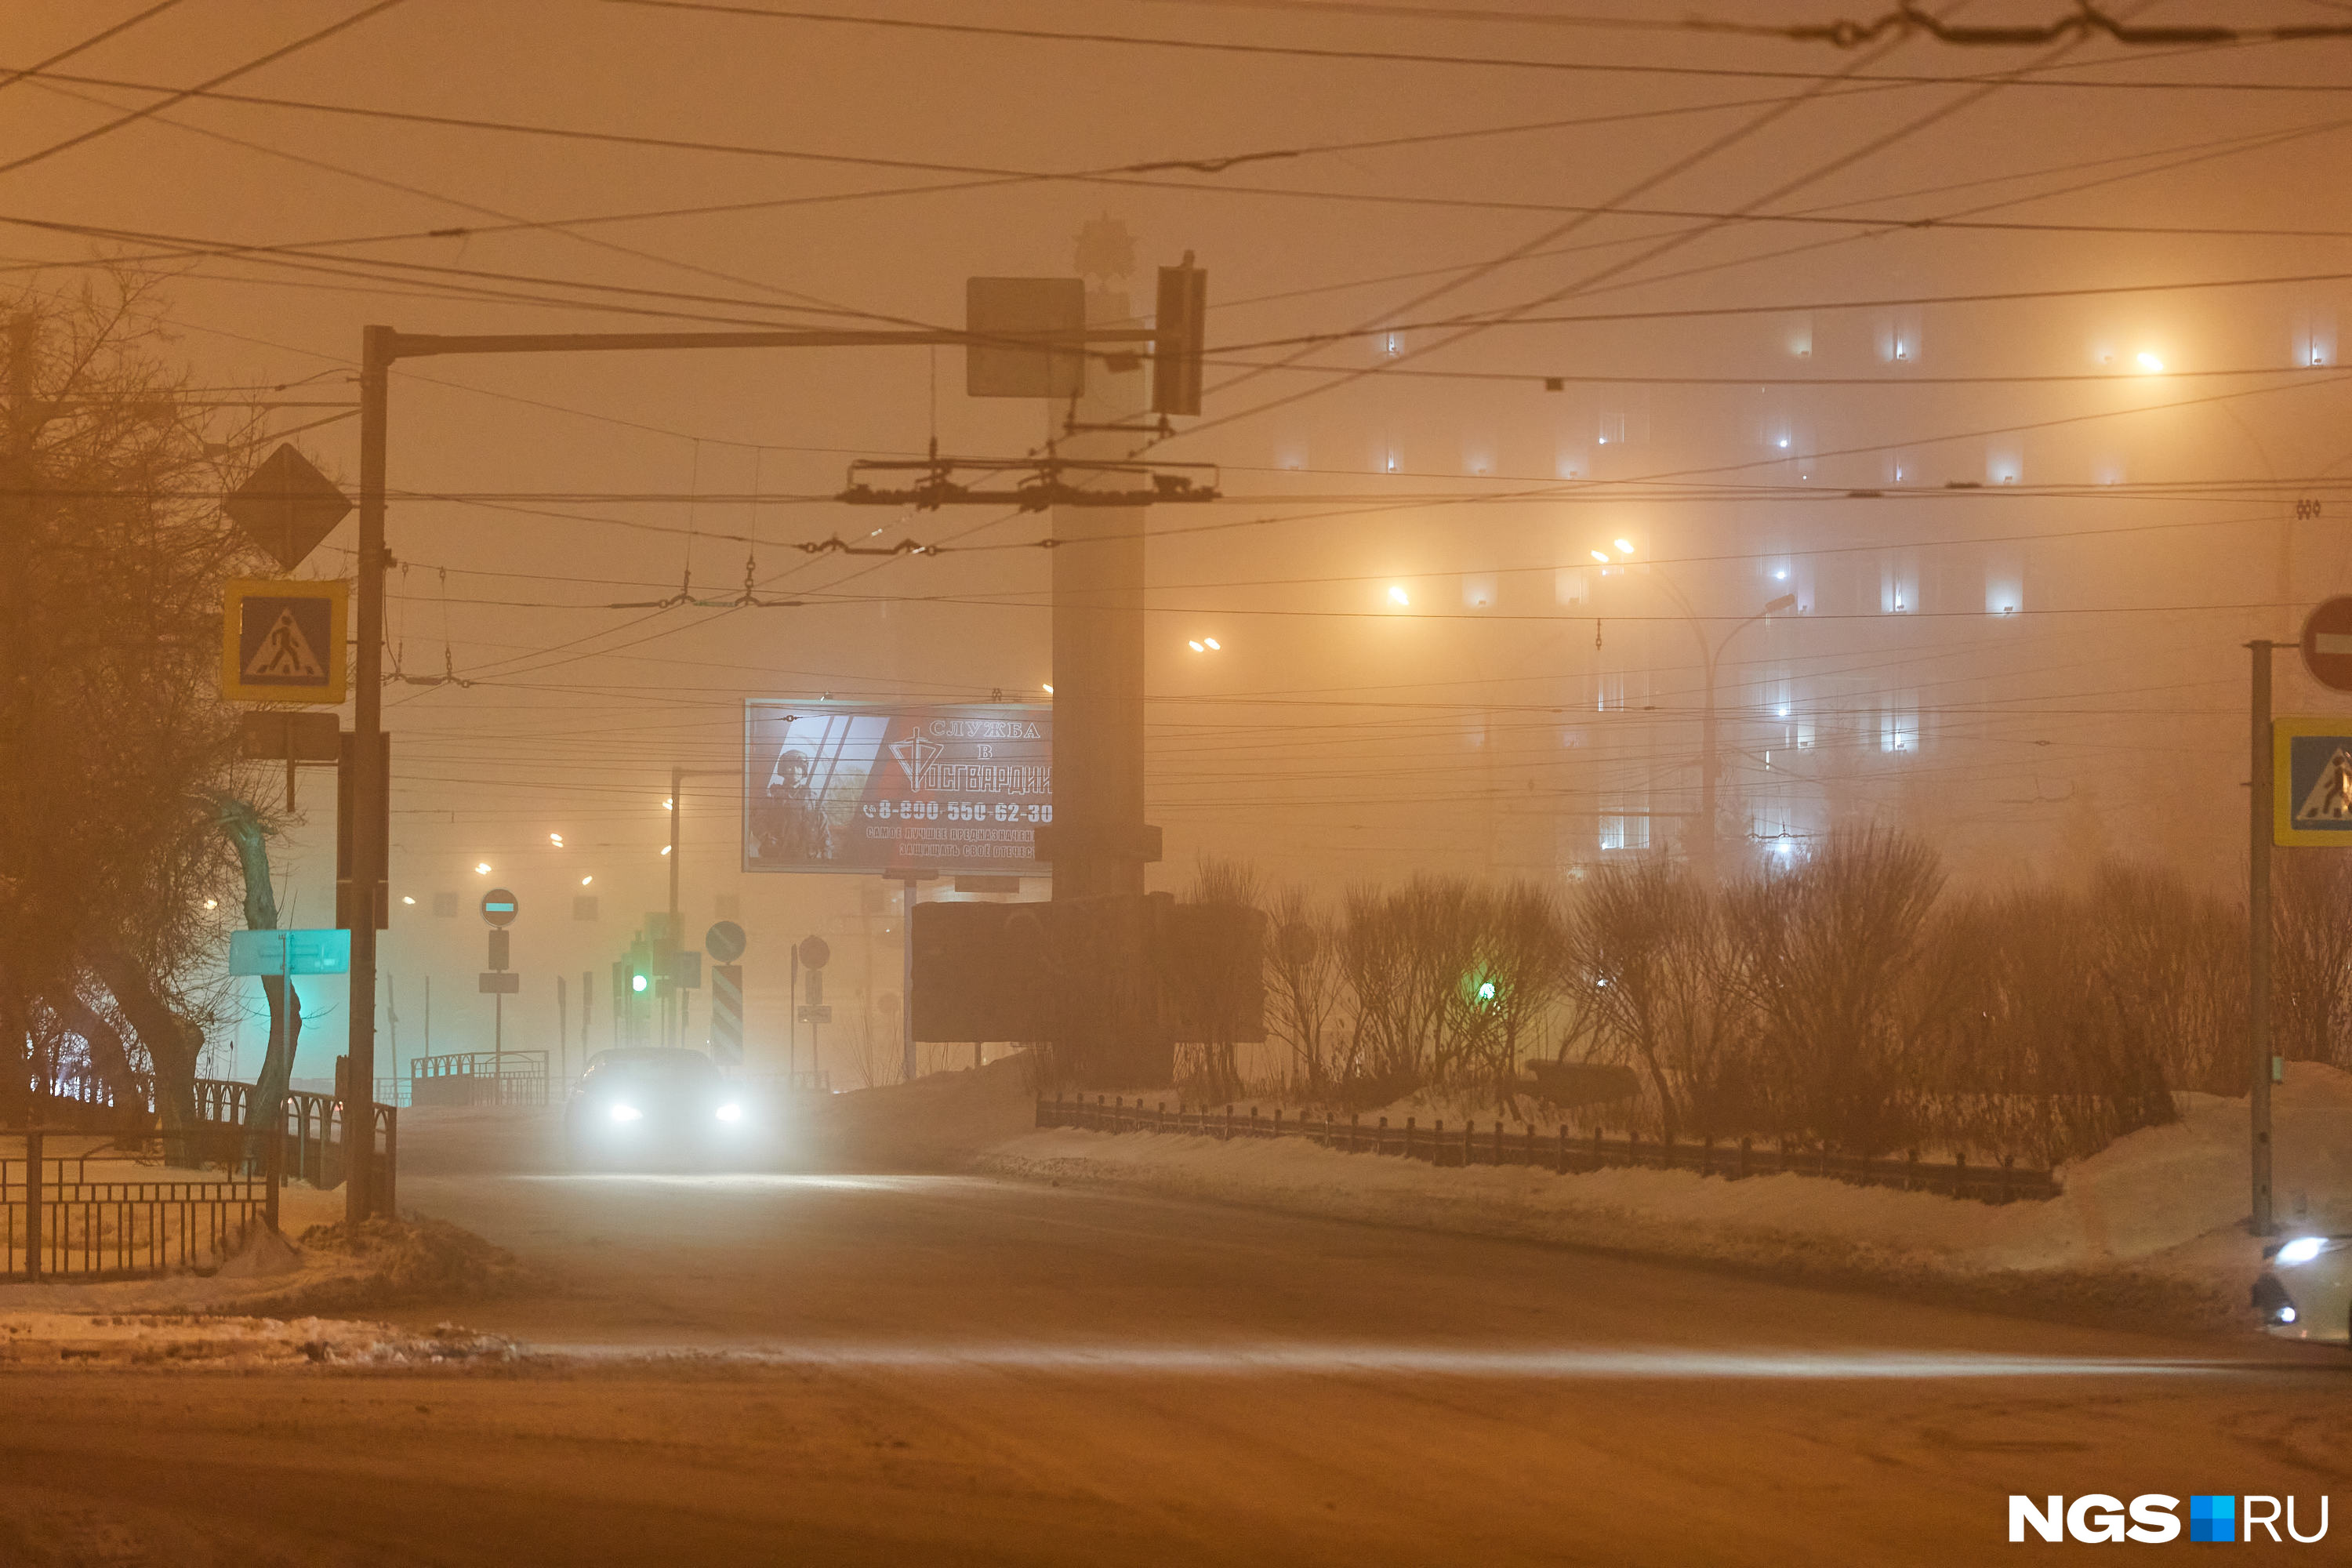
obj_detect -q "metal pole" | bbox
[902,876,918,1083]
[347,325,390,1225]
[2250,639,2276,1238]
[788,944,798,1081]
[667,765,682,1050]
[1699,642,1720,890]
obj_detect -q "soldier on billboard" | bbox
[755,743,833,862]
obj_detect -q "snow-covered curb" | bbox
[979,1066,2352,1334]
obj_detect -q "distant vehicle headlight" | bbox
[2277,1236,2327,1267]
[2278,1306,2299,1324]
[608,1102,643,1123]
[715,1102,744,1123]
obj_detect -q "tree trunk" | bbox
[251,975,301,1161]
[50,991,142,1105]
[87,945,201,1167]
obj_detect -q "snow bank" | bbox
[811,1053,1040,1171]
[979,1064,2352,1330]
[0,1311,516,1368]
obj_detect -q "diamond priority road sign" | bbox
[2274,717,2352,846]
[223,443,353,572]
[220,579,347,704]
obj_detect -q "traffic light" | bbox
[1152,254,1207,417]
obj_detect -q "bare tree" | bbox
[0,278,270,1142]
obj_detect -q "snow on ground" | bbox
[975,1063,2352,1331]
[0,1310,516,1368]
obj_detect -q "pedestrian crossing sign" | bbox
[220,578,347,704]
[2274,717,2352,845]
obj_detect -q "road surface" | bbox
[3,1136,2347,1564]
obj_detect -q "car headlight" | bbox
[715,1102,743,1123]
[608,1102,643,1123]
[2276,1236,2327,1267]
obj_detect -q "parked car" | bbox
[564,1047,755,1170]
[2252,1234,2352,1343]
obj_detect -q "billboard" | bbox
[742,701,1051,875]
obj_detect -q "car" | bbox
[2252,1234,2352,1343]
[564,1047,755,1170]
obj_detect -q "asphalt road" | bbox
[5,1153,2349,1565]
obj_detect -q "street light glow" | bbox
[550,832,564,847]
[1203,637,1220,650]
[2136,351,2164,373]
[1189,640,1204,652]
[1590,550,1610,564]
[1613,539,1634,555]
[581,875,593,886]
[1388,585,1410,606]
[475,862,491,875]
[1042,682,1053,694]
[660,845,672,855]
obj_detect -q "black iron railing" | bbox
[1035,1094,2061,1205]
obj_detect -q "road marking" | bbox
[514,1342,2249,1380]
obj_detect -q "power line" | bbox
[0,1,189,99]
[0,0,411,180]
[603,0,2352,90]
[1712,5,2352,49]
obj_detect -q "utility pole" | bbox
[4,315,35,1124]
[1652,573,1795,887]
[345,324,390,1227]
[2249,639,2278,1238]
[666,766,732,1052]
[666,766,681,1050]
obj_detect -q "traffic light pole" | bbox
[348,314,1194,1214]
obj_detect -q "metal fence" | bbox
[2,1133,270,1283]
[1036,1095,2061,1205]
[18,1073,396,1213]
[410,1049,550,1109]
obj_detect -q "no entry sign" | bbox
[2301,597,2352,691]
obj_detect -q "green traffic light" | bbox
[631,974,647,993]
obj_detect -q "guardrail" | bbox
[1035,1094,2061,1206]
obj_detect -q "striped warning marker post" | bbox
[711,963,744,1064]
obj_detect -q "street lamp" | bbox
[1650,580,1798,887]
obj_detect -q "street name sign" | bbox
[221,579,347,704]
[2274,717,2352,845]
[228,927,350,976]
[223,443,353,571]
[2303,597,2352,692]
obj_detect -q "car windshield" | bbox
[584,1050,720,1083]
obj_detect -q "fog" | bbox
[6,0,2346,1087]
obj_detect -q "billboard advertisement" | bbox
[742,701,1052,875]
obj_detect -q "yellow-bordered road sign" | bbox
[221,578,347,704]
[2274,716,2352,845]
